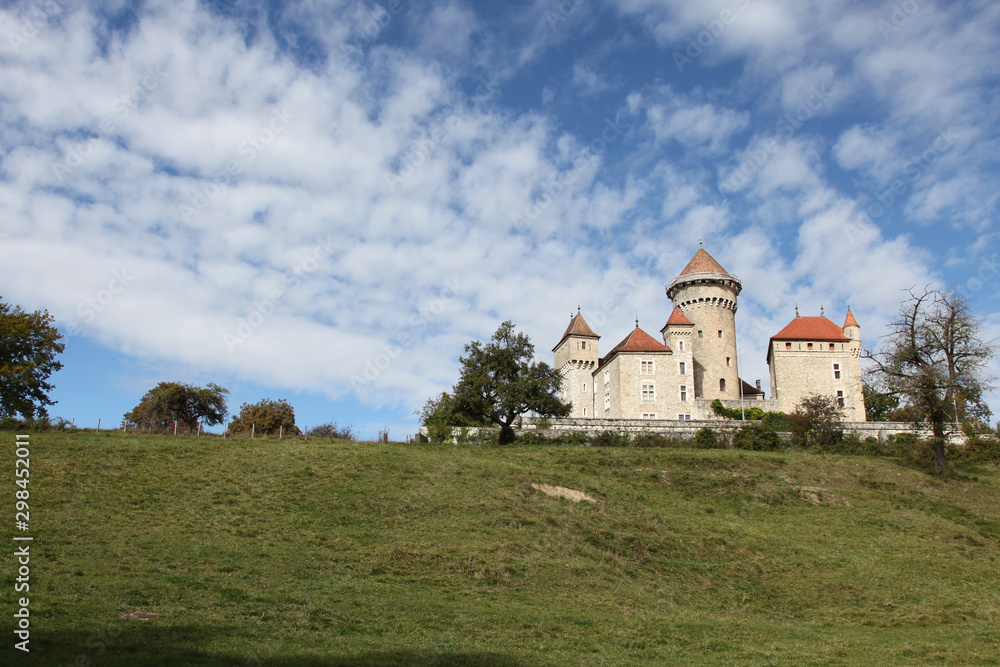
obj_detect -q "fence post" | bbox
[174,420,178,436]
[97,418,101,433]
[251,423,255,439]
[279,425,283,440]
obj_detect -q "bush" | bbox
[952,432,1000,465]
[733,423,782,451]
[693,427,718,449]
[309,422,355,441]
[761,411,790,432]
[591,430,631,447]
[229,398,300,436]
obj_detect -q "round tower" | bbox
[665,247,741,401]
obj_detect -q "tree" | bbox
[0,298,65,420]
[417,391,489,442]
[123,382,228,432]
[862,377,899,422]
[867,288,996,469]
[449,321,570,445]
[229,398,300,436]
[787,393,844,448]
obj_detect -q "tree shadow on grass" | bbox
[15,626,537,667]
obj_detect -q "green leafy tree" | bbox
[787,393,844,448]
[229,398,300,436]
[418,391,489,442]
[867,288,996,469]
[862,377,900,422]
[123,382,228,432]
[449,321,570,445]
[0,299,65,421]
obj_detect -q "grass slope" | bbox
[3,431,999,666]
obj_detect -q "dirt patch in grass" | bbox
[531,483,599,503]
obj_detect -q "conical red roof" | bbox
[662,306,694,329]
[679,248,729,276]
[560,312,599,339]
[844,309,860,328]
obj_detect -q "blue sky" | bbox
[1,0,998,436]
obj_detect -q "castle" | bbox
[553,247,866,422]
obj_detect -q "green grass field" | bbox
[2,430,999,666]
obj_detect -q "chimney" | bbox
[755,379,762,391]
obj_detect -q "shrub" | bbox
[229,398,300,436]
[952,432,1000,465]
[788,394,844,449]
[761,411,790,432]
[693,427,718,449]
[591,430,631,447]
[534,417,552,430]
[309,422,355,441]
[733,423,782,451]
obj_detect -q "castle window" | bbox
[583,407,588,416]
[726,357,731,367]
[678,340,684,351]
[833,363,841,379]
[785,342,791,350]
[679,361,686,376]
[604,369,609,385]
[698,330,703,339]
[836,390,844,408]
[641,383,655,403]
[718,330,723,338]
[582,383,587,393]
[604,391,610,410]
[807,343,814,350]
[678,414,691,421]
[640,360,654,375]
[829,343,835,350]
[720,378,727,392]
[642,413,656,419]
[680,385,688,402]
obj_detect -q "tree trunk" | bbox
[499,422,516,445]
[932,421,946,470]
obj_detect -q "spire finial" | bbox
[820,304,825,317]
[635,311,639,328]
[795,304,800,318]
[699,237,703,249]
[577,305,581,314]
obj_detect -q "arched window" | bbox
[720,378,727,392]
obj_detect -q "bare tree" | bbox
[867,287,996,469]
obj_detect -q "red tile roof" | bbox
[662,306,694,329]
[560,312,599,339]
[679,248,730,276]
[844,309,860,328]
[771,316,850,342]
[602,327,671,366]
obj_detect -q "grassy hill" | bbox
[3,430,999,666]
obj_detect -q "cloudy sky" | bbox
[1,0,998,436]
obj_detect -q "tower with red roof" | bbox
[665,247,742,402]
[766,308,866,420]
[552,309,600,418]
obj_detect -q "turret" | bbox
[665,247,741,400]
[553,309,600,418]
